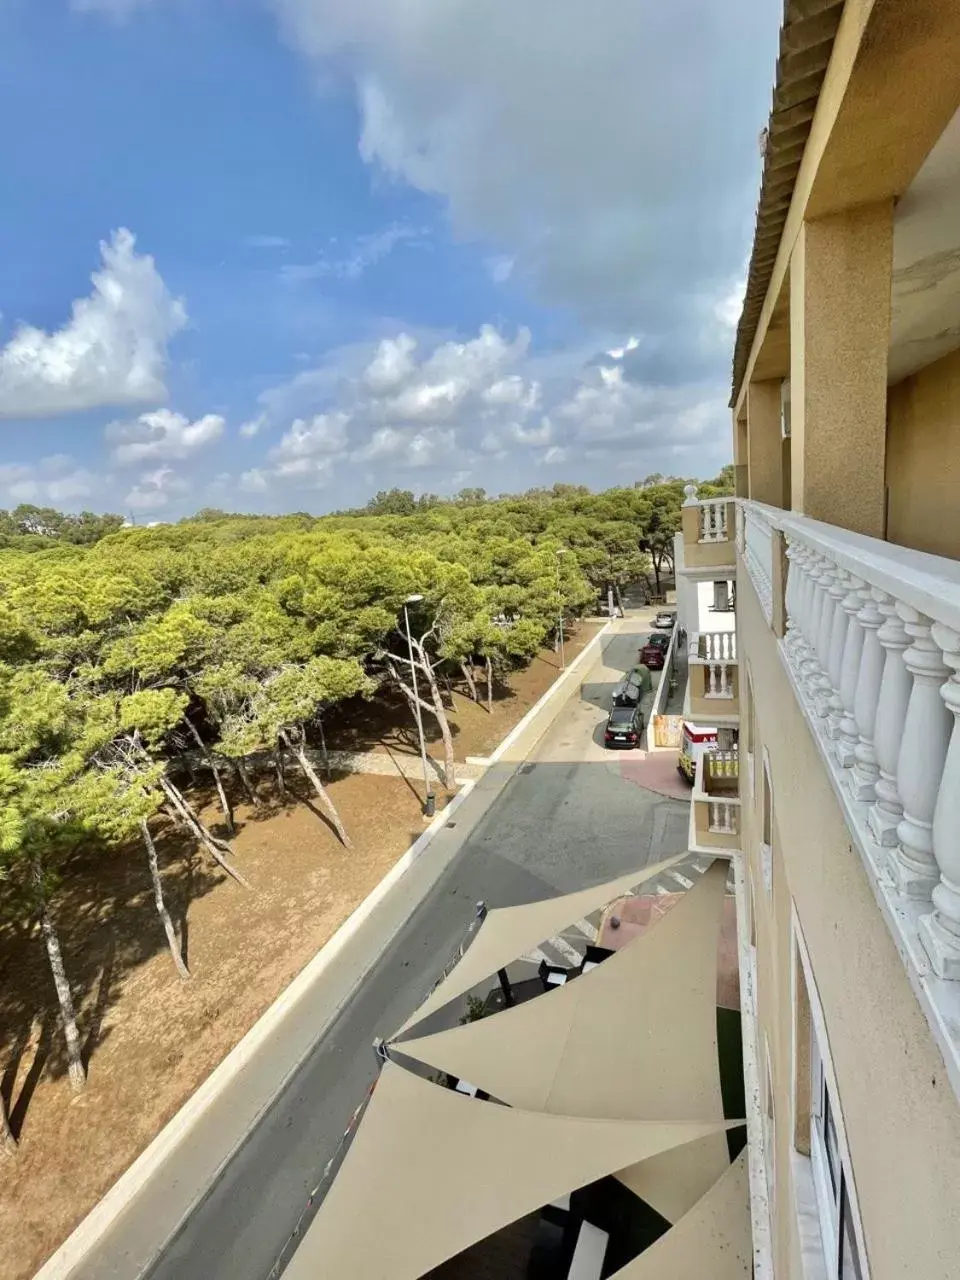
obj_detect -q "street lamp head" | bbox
[404,593,425,605]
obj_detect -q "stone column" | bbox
[921,625,960,978]
[867,594,912,846]
[850,587,884,802]
[746,380,783,508]
[835,574,865,770]
[889,607,951,898]
[789,202,892,538]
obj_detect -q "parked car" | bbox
[653,610,676,630]
[639,634,669,669]
[603,703,644,748]
[612,677,642,707]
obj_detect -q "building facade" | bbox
[681,3,960,1277]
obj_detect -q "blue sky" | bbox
[0,0,781,518]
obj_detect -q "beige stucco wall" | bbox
[737,562,960,1280]
[688,662,739,720]
[886,346,960,560]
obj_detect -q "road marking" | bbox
[693,862,708,874]
[655,884,671,896]
[666,870,694,888]
[547,935,583,966]
[568,918,597,941]
[520,948,552,966]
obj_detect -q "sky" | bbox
[0,0,781,519]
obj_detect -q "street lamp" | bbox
[402,593,435,818]
[555,549,569,670]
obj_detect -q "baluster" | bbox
[920,625,960,978]
[709,802,719,831]
[718,503,728,540]
[825,570,850,738]
[708,664,719,696]
[813,561,839,717]
[800,554,827,695]
[889,607,951,898]
[835,574,865,769]
[867,594,912,846]
[850,587,884,801]
[784,541,801,657]
[789,545,814,669]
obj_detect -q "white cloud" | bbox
[124,465,189,512]
[0,455,101,507]
[363,333,417,393]
[280,224,424,283]
[243,235,291,250]
[0,229,186,420]
[106,408,225,465]
[271,412,349,465]
[541,446,570,466]
[274,0,778,339]
[239,412,269,438]
[607,336,640,360]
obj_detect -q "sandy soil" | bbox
[0,622,603,1280]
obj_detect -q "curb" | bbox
[34,781,476,1280]
[486,620,613,764]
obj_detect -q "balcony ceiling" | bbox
[890,105,960,383]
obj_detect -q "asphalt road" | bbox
[141,622,692,1280]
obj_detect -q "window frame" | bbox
[792,911,870,1280]
[760,747,773,894]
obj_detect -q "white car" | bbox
[653,611,675,630]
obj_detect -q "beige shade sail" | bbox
[394,852,695,1037]
[283,1061,737,1280]
[397,862,733,1219]
[608,1149,752,1279]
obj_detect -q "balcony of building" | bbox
[686,629,740,724]
[678,490,737,575]
[690,746,742,856]
[738,495,960,1104]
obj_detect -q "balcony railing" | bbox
[680,489,737,572]
[689,632,739,717]
[738,499,960,1099]
[692,747,741,851]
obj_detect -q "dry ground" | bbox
[0,621,602,1280]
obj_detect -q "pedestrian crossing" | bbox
[516,856,712,971]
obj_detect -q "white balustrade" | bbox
[867,594,912,848]
[743,505,774,622]
[753,497,960,1001]
[835,574,865,769]
[709,801,739,835]
[698,631,737,661]
[922,626,960,977]
[704,662,734,699]
[699,499,729,544]
[888,608,951,899]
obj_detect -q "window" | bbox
[760,749,773,894]
[794,920,869,1280]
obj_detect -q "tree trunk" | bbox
[652,552,662,595]
[235,757,260,808]
[184,716,234,834]
[279,728,352,848]
[141,819,190,979]
[35,881,85,1093]
[274,745,287,799]
[614,582,625,614]
[0,1095,16,1155]
[421,658,456,788]
[485,656,493,712]
[317,715,330,779]
[460,661,479,703]
[159,776,251,889]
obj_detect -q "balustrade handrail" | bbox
[742,499,960,635]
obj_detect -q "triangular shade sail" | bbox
[282,1062,737,1280]
[608,1149,752,1279]
[394,852,693,1036]
[397,861,733,1220]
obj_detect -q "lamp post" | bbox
[555,549,569,670]
[403,594,435,818]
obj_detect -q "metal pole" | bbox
[556,558,566,671]
[404,603,434,815]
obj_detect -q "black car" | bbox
[603,703,644,748]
